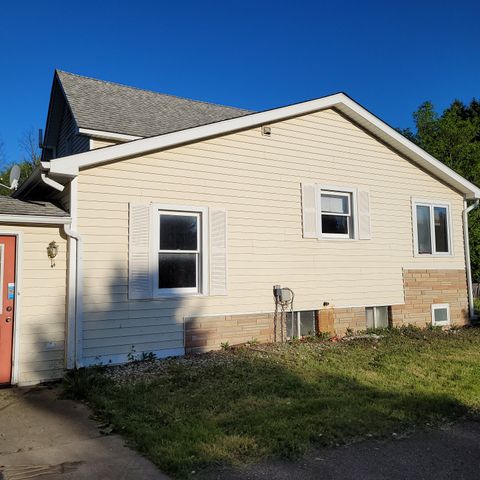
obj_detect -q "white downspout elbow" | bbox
[41,172,65,192]
[462,198,479,321]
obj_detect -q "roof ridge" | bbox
[55,70,252,113]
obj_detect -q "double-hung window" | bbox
[319,190,354,238]
[157,211,201,294]
[413,201,451,255]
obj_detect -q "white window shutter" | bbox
[210,209,228,295]
[358,190,372,239]
[128,203,153,300]
[301,183,318,238]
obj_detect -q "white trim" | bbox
[45,93,480,199]
[463,199,479,319]
[412,199,453,257]
[0,215,71,225]
[0,244,5,315]
[78,127,142,142]
[316,184,357,240]
[41,173,64,192]
[151,204,209,298]
[431,303,451,326]
[4,231,23,385]
[65,177,78,369]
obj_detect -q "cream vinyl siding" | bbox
[0,225,67,385]
[76,108,466,364]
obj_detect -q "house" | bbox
[0,70,478,386]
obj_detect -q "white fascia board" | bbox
[78,128,142,142]
[47,93,480,199]
[0,215,72,225]
[335,98,480,199]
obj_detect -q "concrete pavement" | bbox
[205,420,480,479]
[0,385,168,480]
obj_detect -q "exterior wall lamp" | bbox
[47,241,59,267]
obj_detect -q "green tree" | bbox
[0,129,40,196]
[402,99,480,280]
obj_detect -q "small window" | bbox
[286,310,316,338]
[414,202,451,255]
[157,211,201,294]
[431,304,450,326]
[366,306,389,329]
[320,190,353,238]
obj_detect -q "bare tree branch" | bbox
[19,128,41,165]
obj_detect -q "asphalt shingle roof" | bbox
[57,71,253,138]
[0,197,69,217]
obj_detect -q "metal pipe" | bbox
[462,198,479,321]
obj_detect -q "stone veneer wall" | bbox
[185,313,274,353]
[391,269,469,327]
[185,269,469,353]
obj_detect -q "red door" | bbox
[0,236,16,385]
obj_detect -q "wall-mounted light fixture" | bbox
[47,241,59,267]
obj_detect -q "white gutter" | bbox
[41,172,65,192]
[463,198,480,320]
[63,222,83,368]
[0,215,71,225]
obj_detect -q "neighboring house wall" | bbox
[76,108,467,365]
[0,225,67,385]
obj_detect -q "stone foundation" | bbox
[391,269,469,327]
[185,269,469,352]
[185,313,274,353]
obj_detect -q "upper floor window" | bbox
[320,191,353,238]
[301,183,371,240]
[413,201,451,255]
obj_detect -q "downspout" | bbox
[40,164,81,366]
[63,223,82,368]
[462,198,479,321]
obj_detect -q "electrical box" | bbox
[273,285,293,304]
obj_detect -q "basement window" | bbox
[366,306,389,329]
[431,304,450,326]
[286,310,316,338]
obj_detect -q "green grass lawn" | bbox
[64,326,480,478]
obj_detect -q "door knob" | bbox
[6,306,12,312]
[5,317,11,323]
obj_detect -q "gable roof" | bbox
[0,196,69,220]
[44,92,480,199]
[56,71,252,138]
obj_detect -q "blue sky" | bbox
[0,0,479,165]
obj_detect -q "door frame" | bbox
[0,231,23,385]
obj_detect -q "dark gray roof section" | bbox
[0,197,69,217]
[56,71,253,138]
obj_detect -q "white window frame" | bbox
[366,306,389,329]
[0,244,4,314]
[412,199,453,257]
[316,185,358,240]
[151,204,209,297]
[431,303,450,326]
